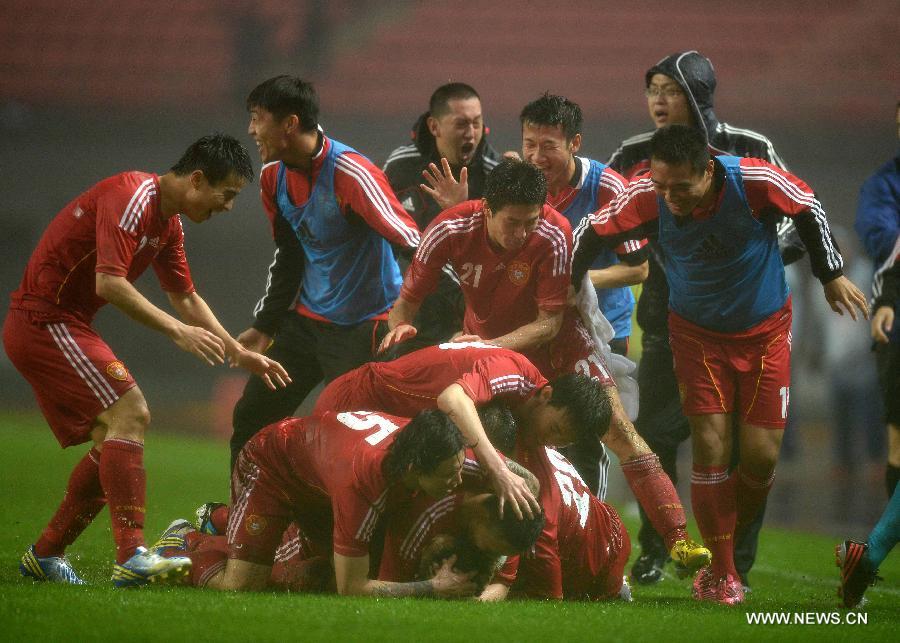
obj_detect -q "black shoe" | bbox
[630,551,667,585]
[836,540,880,608]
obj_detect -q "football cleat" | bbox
[630,550,667,585]
[111,546,191,588]
[670,538,712,576]
[691,566,716,601]
[20,545,86,585]
[195,502,227,536]
[150,519,195,556]
[715,574,745,606]
[835,540,880,608]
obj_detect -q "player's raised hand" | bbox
[823,275,869,321]
[491,466,541,521]
[429,555,478,599]
[377,323,417,355]
[421,158,468,210]
[231,350,292,389]
[236,327,273,353]
[450,334,489,345]
[172,323,226,365]
[871,305,894,344]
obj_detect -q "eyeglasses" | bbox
[645,86,684,99]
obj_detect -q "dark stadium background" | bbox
[1,0,897,535]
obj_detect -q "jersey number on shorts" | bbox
[546,448,591,528]
[336,411,399,446]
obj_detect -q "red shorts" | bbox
[668,300,792,429]
[3,308,137,447]
[227,434,332,566]
[565,501,632,601]
[526,312,616,388]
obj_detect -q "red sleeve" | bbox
[94,180,143,277]
[495,554,519,586]
[597,166,628,209]
[334,152,420,249]
[589,178,658,239]
[739,157,819,218]
[456,352,548,405]
[399,213,454,304]
[614,237,649,260]
[151,216,195,293]
[533,209,572,313]
[259,162,280,236]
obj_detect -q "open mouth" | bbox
[460,142,475,159]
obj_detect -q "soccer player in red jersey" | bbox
[4,134,290,587]
[176,409,480,597]
[380,159,708,575]
[573,124,869,604]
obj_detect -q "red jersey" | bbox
[10,172,194,323]
[497,444,629,599]
[248,410,414,558]
[312,342,548,416]
[401,201,571,341]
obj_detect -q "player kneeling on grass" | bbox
[5,134,290,588]
[156,409,521,597]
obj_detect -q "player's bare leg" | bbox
[888,423,900,496]
[203,559,272,591]
[600,385,709,574]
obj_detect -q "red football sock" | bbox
[734,466,774,535]
[691,464,737,578]
[34,447,106,558]
[187,534,229,587]
[621,453,687,550]
[99,438,146,564]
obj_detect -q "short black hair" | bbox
[246,75,319,131]
[429,82,480,119]
[519,92,583,141]
[483,159,547,212]
[170,133,254,185]
[484,495,545,551]
[382,409,466,482]
[548,374,612,442]
[478,402,517,455]
[649,124,710,175]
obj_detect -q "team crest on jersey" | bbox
[507,261,531,286]
[106,361,129,381]
[245,515,267,536]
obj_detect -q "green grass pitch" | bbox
[1,412,897,642]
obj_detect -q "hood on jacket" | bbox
[646,51,719,143]
[410,111,492,166]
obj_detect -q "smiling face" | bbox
[646,73,694,129]
[416,449,466,499]
[483,203,541,252]
[429,97,484,166]
[247,106,295,164]
[521,122,580,193]
[649,157,714,216]
[181,170,246,223]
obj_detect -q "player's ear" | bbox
[189,170,207,190]
[569,133,582,154]
[482,199,492,218]
[283,114,300,134]
[538,385,553,403]
[427,116,440,137]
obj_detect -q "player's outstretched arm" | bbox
[167,291,291,389]
[589,260,649,289]
[334,553,476,598]
[480,308,564,354]
[379,296,422,354]
[96,273,225,365]
[822,275,870,321]
[478,583,510,602]
[437,384,541,520]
